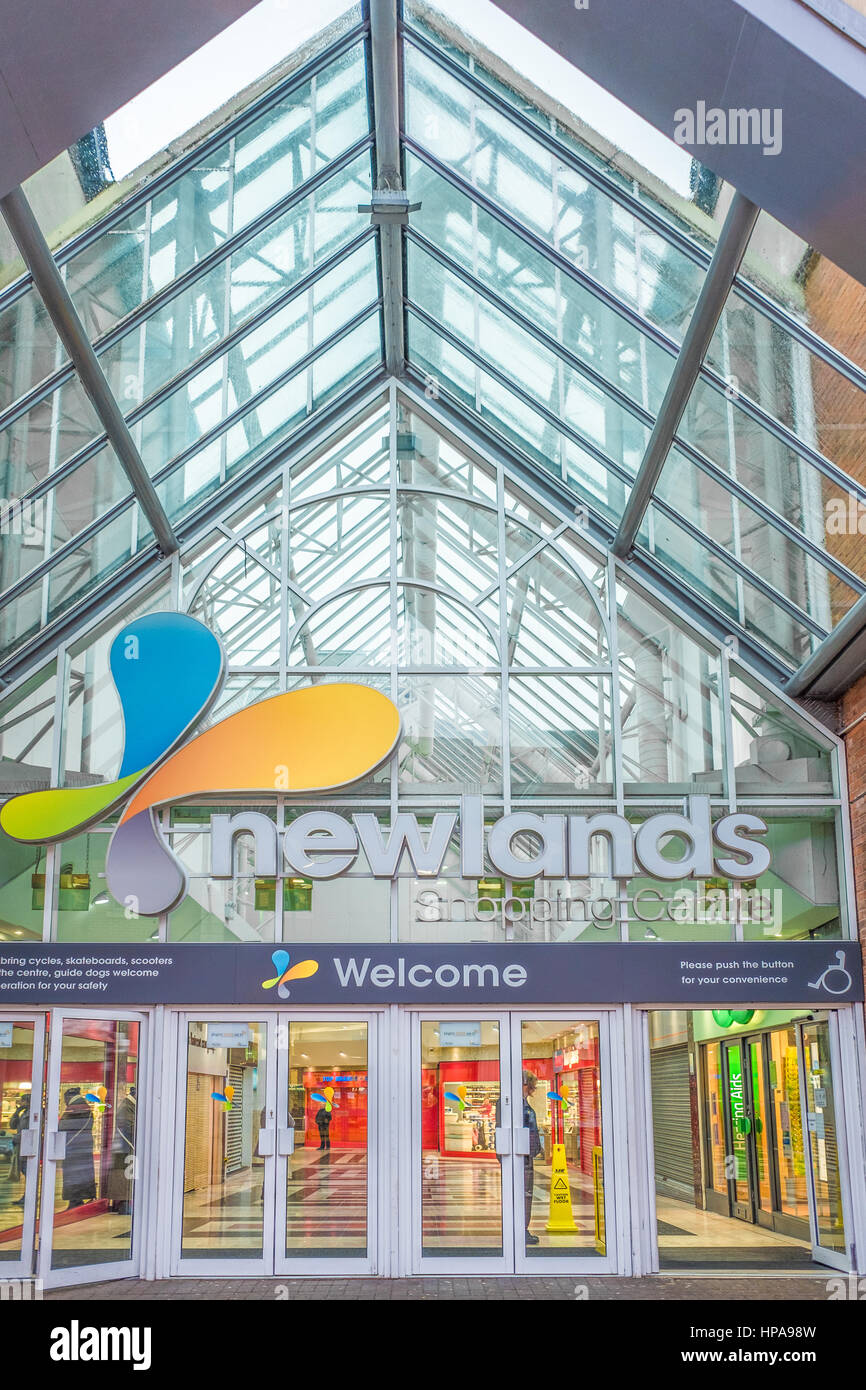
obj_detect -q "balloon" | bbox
[225,1085,234,1102]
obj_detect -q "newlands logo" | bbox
[0,613,401,915]
[262,949,319,999]
[0,612,773,914]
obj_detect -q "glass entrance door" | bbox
[0,1015,46,1281]
[707,1020,849,1269]
[801,1020,847,1269]
[412,1012,614,1273]
[174,1013,376,1275]
[38,1011,145,1287]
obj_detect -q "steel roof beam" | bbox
[367,0,407,375]
[611,191,758,560]
[0,186,178,557]
[785,595,866,698]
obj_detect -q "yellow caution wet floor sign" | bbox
[545,1142,578,1233]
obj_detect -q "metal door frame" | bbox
[0,1012,46,1283]
[511,1010,618,1275]
[170,1009,278,1277]
[408,1009,619,1275]
[273,1008,380,1277]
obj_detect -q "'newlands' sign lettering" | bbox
[210,795,770,883]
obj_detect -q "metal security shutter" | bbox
[650,1044,694,1194]
[225,1065,245,1175]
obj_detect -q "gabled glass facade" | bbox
[0,386,847,948]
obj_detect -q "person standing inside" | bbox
[314,1103,332,1154]
[494,1070,544,1245]
[8,1092,29,1204]
[521,1071,543,1246]
[58,1087,96,1211]
[107,1085,136,1215]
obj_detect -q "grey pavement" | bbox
[45,1274,838,1300]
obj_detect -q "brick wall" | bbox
[841,674,866,979]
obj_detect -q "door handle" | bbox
[20,1128,39,1159]
[514,1127,531,1156]
[257,1130,275,1156]
[278,1128,295,1156]
[48,1131,66,1160]
[494,1127,511,1155]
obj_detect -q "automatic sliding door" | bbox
[178,1018,274,1270]
[39,1012,145,1285]
[415,1016,510,1271]
[801,1021,847,1266]
[280,1018,372,1268]
[513,1017,612,1270]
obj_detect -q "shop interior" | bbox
[649,1009,845,1269]
[181,1019,368,1261]
[0,1017,138,1270]
[420,1019,605,1258]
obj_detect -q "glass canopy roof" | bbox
[1,0,864,690]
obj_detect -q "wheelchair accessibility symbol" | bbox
[808,950,853,996]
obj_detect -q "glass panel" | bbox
[45,507,142,626]
[506,551,608,668]
[0,287,65,413]
[704,1040,727,1192]
[181,1019,267,1260]
[403,42,704,338]
[289,582,391,667]
[290,403,390,498]
[0,829,43,941]
[675,376,866,596]
[398,404,498,501]
[0,374,103,500]
[286,1020,368,1256]
[750,1039,772,1213]
[169,878,277,943]
[707,289,866,552]
[0,1022,37,1257]
[420,1019,502,1256]
[64,43,370,339]
[397,673,502,794]
[802,1021,846,1254]
[135,243,377,477]
[725,1042,751,1210]
[616,580,725,793]
[643,501,825,665]
[404,2,728,252]
[407,310,642,526]
[290,494,390,597]
[740,208,866,376]
[51,1019,139,1269]
[406,152,676,417]
[97,163,374,411]
[520,1019,605,1257]
[406,241,652,479]
[398,586,499,668]
[730,667,834,796]
[657,443,860,636]
[0,661,56,788]
[740,810,841,942]
[398,490,519,602]
[509,675,613,796]
[767,1027,809,1224]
